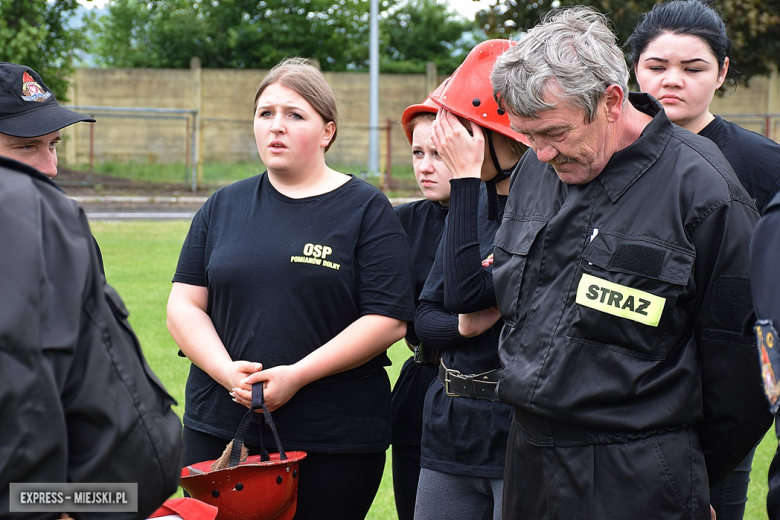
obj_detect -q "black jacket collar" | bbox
[597,93,673,202]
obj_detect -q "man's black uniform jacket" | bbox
[0,157,182,519]
[494,94,772,485]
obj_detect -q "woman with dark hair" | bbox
[631,0,780,214]
[631,2,780,518]
[167,57,415,519]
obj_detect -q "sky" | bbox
[78,0,109,7]
[77,0,494,20]
[446,0,495,19]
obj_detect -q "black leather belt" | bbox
[438,360,501,401]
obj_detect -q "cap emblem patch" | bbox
[21,71,52,102]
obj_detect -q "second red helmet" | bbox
[430,39,530,146]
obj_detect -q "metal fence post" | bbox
[89,114,95,175]
[191,110,198,193]
[384,118,392,191]
[191,57,203,192]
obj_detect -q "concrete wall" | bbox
[709,71,780,138]
[62,63,445,175]
[61,64,780,174]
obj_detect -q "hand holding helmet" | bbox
[233,364,305,413]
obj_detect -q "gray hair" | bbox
[491,6,629,122]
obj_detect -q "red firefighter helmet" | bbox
[401,79,448,145]
[180,451,307,520]
[429,39,530,146]
[179,384,307,520]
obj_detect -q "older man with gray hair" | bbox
[489,7,771,519]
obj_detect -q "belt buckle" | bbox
[413,345,423,364]
[443,367,461,398]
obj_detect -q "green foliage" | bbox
[73,160,417,195]
[88,0,477,73]
[475,0,780,84]
[378,0,478,74]
[717,0,780,84]
[90,0,375,70]
[0,0,92,100]
[86,160,264,186]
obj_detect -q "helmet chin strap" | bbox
[484,129,515,220]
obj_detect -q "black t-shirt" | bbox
[700,115,780,214]
[173,173,415,453]
[415,182,514,478]
[393,198,449,345]
[391,199,448,446]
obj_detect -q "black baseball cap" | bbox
[0,62,95,138]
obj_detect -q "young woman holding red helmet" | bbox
[167,58,415,520]
[413,40,530,519]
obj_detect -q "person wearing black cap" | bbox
[0,116,182,519]
[0,62,95,177]
[0,62,108,272]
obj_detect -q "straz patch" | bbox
[575,273,666,327]
[755,319,780,414]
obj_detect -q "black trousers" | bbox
[709,447,755,520]
[503,415,710,520]
[392,444,423,520]
[183,426,385,520]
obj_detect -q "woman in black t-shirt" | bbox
[167,58,415,520]
[631,3,780,519]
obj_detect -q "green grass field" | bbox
[91,220,776,520]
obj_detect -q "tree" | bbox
[379,0,479,74]
[0,0,91,100]
[475,0,780,84]
[91,0,378,71]
[716,0,780,83]
[90,0,478,72]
